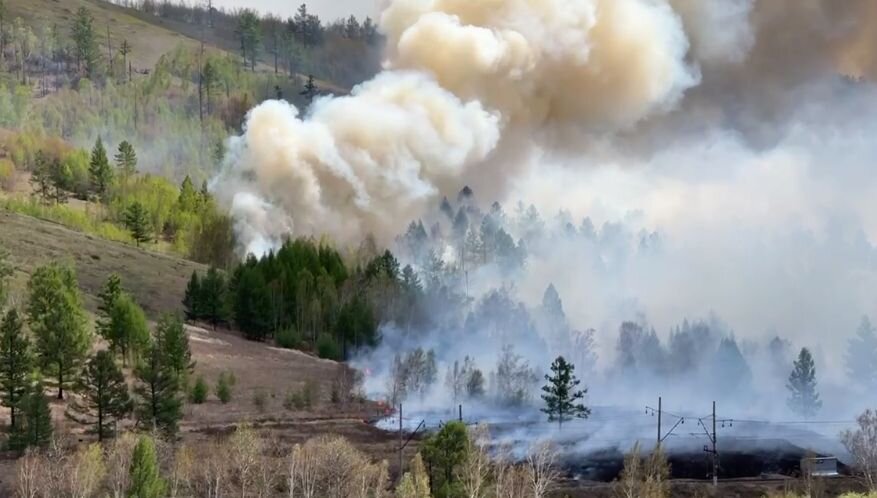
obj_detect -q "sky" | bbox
[211,0,380,22]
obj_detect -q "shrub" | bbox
[252,389,267,412]
[283,390,303,410]
[189,376,208,404]
[216,371,235,404]
[316,334,341,360]
[0,159,14,191]
[276,326,300,349]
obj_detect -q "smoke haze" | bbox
[214,0,877,435]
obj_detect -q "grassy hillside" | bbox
[0,209,205,316]
[4,0,226,70]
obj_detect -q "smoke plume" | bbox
[215,0,877,440]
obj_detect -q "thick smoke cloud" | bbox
[215,0,877,436]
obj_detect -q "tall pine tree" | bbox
[26,263,91,400]
[156,314,193,381]
[182,271,202,321]
[787,347,822,418]
[88,137,113,201]
[200,267,228,329]
[67,350,132,441]
[541,356,590,429]
[96,273,122,341]
[0,309,32,429]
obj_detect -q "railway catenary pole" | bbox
[712,401,718,487]
[399,403,403,477]
[657,396,662,448]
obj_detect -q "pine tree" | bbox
[114,140,137,179]
[156,314,193,381]
[541,356,590,428]
[133,339,182,436]
[127,435,166,498]
[96,273,122,341]
[200,267,227,328]
[72,7,99,78]
[182,271,202,321]
[66,350,132,441]
[88,137,113,201]
[787,347,822,418]
[846,316,877,392]
[9,381,53,451]
[26,263,91,400]
[124,201,152,246]
[0,309,32,429]
[107,293,150,364]
[233,266,272,341]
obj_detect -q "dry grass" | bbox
[0,209,204,316]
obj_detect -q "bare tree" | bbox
[493,445,530,498]
[459,424,492,498]
[841,409,877,491]
[16,450,43,498]
[66,443,106,498]
[106,433,138,498]
[288,435,388,498]
[229,423,261,498]
[169,444,195,498]
[615,442,671,498]
[526,441,560,498]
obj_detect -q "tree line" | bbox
[183,239,433,360]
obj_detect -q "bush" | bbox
[252,389,267,412]
[316,334,341,360]
[216,371,235,404]
[0,159,15,191]
[276,326,300,349]
[283,381,318,411]
[189,376,208,404]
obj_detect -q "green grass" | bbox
[1,197,133,244]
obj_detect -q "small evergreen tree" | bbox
[787,347,822,418]
[66,350,132,441]
[133,340,182,437]
[422,421,468,494]
[215,371,234,404]
[26,262,91,400]
[177,175,199,212]
[88,137,113,201]
[189,375,208,404]
[0,309,32,429]
[182,271,202,321]
[9,381,53,451]
[127,435,166,498]
[541,356,590,428]
[124,201,152,246]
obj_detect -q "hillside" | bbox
[5,0,228,70]
[0,209,204,316]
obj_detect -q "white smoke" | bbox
[213,0,877,444]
